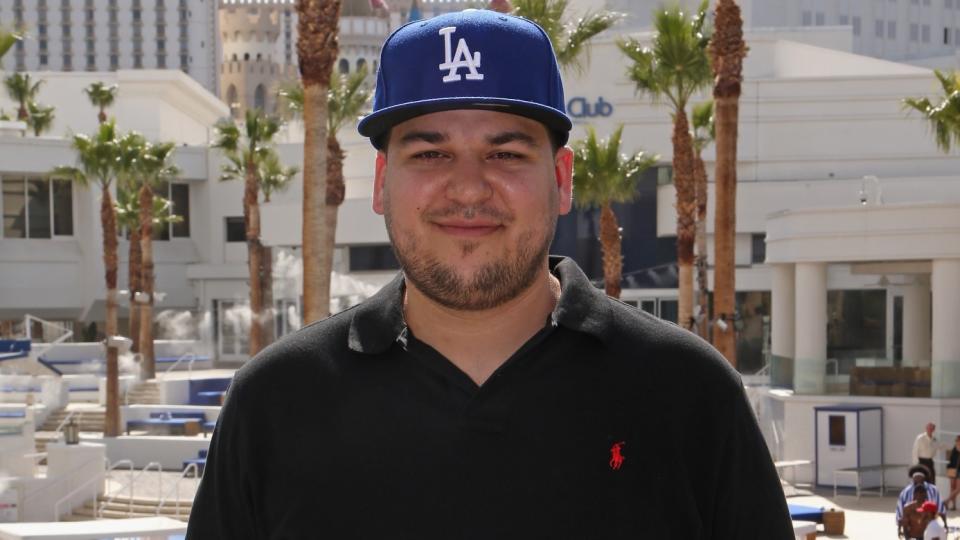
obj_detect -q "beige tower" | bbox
[218,0,389,118]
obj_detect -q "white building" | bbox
[609,0,960,69]
[0,0,220,95]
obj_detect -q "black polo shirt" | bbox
[187,257,792,539]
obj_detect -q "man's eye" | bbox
[491,151,522,160]
[413,151,444,160]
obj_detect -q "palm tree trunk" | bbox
[320,134,346,313]
[100,188,121,437]
[260,245,275,345]
[98,107,106,125]
[244,159,264,356]
[138,184,156,380]
[694,149,709,339]
[128,225,142,353]
[710,0,747,367]
[298,0,341,325]
[672,108,697,331]
[599,202,623,298]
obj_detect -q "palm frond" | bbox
[557,10,622,73]
[0,28,22,59]
[329,65,373,135]
[903,69,960,152]
[572,125,658,208]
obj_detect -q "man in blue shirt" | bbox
[898,465,947,538]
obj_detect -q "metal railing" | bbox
[162,353,197,378]
[23,315,73,344]
[156,462,200,520]
[99,459,136,517]
[97,461,163,518]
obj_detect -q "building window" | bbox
[888,21,897,40]
[225,217,245,242]
[63,54,73,70]
[254,84,266,111]
[87,55,96,70]
[801,10,812,26]
[157,55,166,68]
[911,23,920,42]
[2,177,73,239]
[348,245,400,271]
[338,58,349,74]
[922,24,931,43]
[946,27,951,44]
[751,233,766,264]
[150,182,190,240]
[875,19,884,38]
[839,14,849,25]
[852,17,861,36]
[955,28,960,45]
[815,12,825,26]
[356,58,366,71]
[110,55,118,70]
[134,55,143,68]
[948,0,954,8]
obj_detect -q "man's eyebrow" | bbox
[398,131,447,146]
[486,131,539,147]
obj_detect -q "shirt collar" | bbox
[347,256,613,354]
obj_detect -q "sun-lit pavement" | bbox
[786,486,960,539]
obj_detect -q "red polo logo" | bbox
[609,441,625,470]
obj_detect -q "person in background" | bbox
[900,486,933,539]
[898,465,947,538]
[946,435,960,510]
[913,422,951,485]
[924,501,948,540]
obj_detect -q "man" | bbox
[914,422,950,484]
[900,485,934,539]
[187,9,792,538]
[899,466,947,538]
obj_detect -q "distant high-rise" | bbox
[0,0,221,95]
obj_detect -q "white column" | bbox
[771,264,795,387]
[795,262,827,395]
[902,277,931,367]
[932,259,960,398]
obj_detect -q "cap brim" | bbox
[358,96,572,149]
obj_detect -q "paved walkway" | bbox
[787,486,960,539]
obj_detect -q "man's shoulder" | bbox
[598,296,743,392]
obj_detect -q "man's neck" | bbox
[403,266,561,386]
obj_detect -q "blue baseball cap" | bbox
[357,9,572,149]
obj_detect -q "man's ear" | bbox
[373,151,387,215]
[554,146,574,215]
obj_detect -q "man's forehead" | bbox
[390,110,549,144]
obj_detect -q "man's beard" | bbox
[385,203,556,311]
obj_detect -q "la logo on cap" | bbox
[438,26,484,83]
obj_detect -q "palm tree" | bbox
[709,0,748,365]
[214,109,284,356]
[52,120,123,437]
[619,1,712,331]
[137,141,180,380]
[904,70,960,152]
[258,150,298,203]
[297,0,342,326]
[84,82,119,125]
[114,132,148,353]
[26,102,55,136]
[511,0,621,74]
[572,125,657,298]
[280,66,371,318]
[0,27,21,60]
[3,72,43,122]
[691,99,714,339]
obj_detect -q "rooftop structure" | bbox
[0,0,221,96]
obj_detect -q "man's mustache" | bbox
[423,205,514,223]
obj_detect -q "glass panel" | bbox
[170,183,189,237]
[658,299,678,324]
[894,296,904,363]
[827,289,887,366]
[828,415,846,446]
[52,179,73,235]
[2,178,26,238]
[225,216,245,242]
[27,179,51,238]
[348,245,400,271]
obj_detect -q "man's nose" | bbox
[444,158,493,206]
